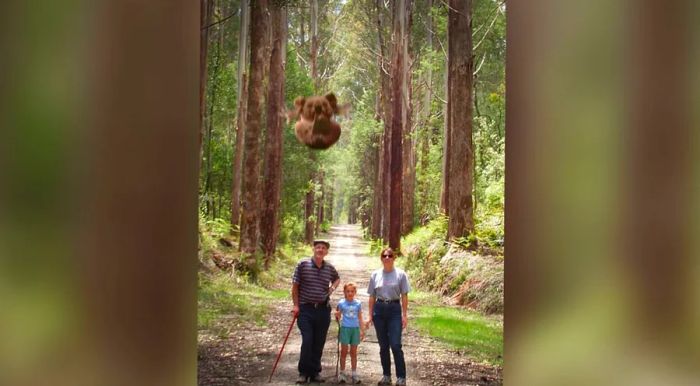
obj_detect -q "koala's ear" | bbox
[288,96,305,121]
[324,93,338,112]
[294,96,306,111]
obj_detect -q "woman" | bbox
[365,247,410,386]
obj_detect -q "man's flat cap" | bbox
[313,240,330,248]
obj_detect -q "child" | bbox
[335,282,365,384]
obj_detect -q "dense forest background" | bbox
[198,0,505,280]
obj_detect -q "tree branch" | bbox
[201,10,240,31]
[474,5,503,52]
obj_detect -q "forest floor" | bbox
[198,224,503,386]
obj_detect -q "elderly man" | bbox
[292,240,340,384]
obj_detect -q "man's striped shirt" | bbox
[293,258,339,304]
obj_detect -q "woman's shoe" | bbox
[377,375,391,385]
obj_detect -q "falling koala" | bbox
[288,93,349,150]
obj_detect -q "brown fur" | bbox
[288,93,343,150]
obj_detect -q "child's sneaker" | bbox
[338,373,347,384]
[395,377,406,386]
[377,375,391,385]
[351,374,362,384]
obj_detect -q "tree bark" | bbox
[303,0,320,244]
[418,0,433,225]
[199,0,213,171]
[204,2,224,219]
[446,0,475,240]
[400,0,414,236]
[375,0,392,242]
[260,3,287,268]
[370,93,382,239]
[311,0,319,90]
[327,188,333,224]
[316,169,324,234]
[304,167,315,243]
[388,0,405,251]
[440,30,451,216]
[622,0,691,343]
[230,0,250,232]
[239,0,270,263]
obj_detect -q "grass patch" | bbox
[413,305,503,366]
[409,290,442,307]
[198,272,289,335]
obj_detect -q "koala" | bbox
[288,93,345,150]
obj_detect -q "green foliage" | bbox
[401,215,503,314]
[401,216,449,288]
[460,262,504,314]
[367,237,387,258]
[414,306,503,365]
[198,271,289,336]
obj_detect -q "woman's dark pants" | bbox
[373,302,406,378]
[297,304,331,377]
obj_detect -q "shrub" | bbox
[401,216,503,315]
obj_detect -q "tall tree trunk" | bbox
[311,0,319,91]
[418,0,433,225]
[370,93,382,239]
[204,4,223,219]
[199,0,213,171]
[375,0,392,242]
[260,3,287,268]
[440,20,451,216]
[304,166,315,243]
[446,0,475,240]
[304,0,320,244]
[85,2,198,381]
[316,170,324,234]
[622,0,691,343]
[400,1,414,236]
[388,0,405,251]
[327,188,333,224]
[230,0,250,232]
[239,0,270,266]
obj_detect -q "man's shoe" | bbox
[338,373,347,384]
[351,374,362,384]
[309,374,325,383]
[377,375,391,385]
[395,377,406,386]
[296,375,308,384]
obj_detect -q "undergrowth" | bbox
[198,217,309,338]
[399,215,504,314]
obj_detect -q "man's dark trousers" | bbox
[297,304,331,377]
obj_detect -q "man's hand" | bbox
[401,315,407,329]
[292,305,299,317]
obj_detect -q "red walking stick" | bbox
[269,313,298,382]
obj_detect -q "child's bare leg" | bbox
[350,345,358,370]
[340,344,349,371]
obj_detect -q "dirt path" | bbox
[198,224,502,386]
